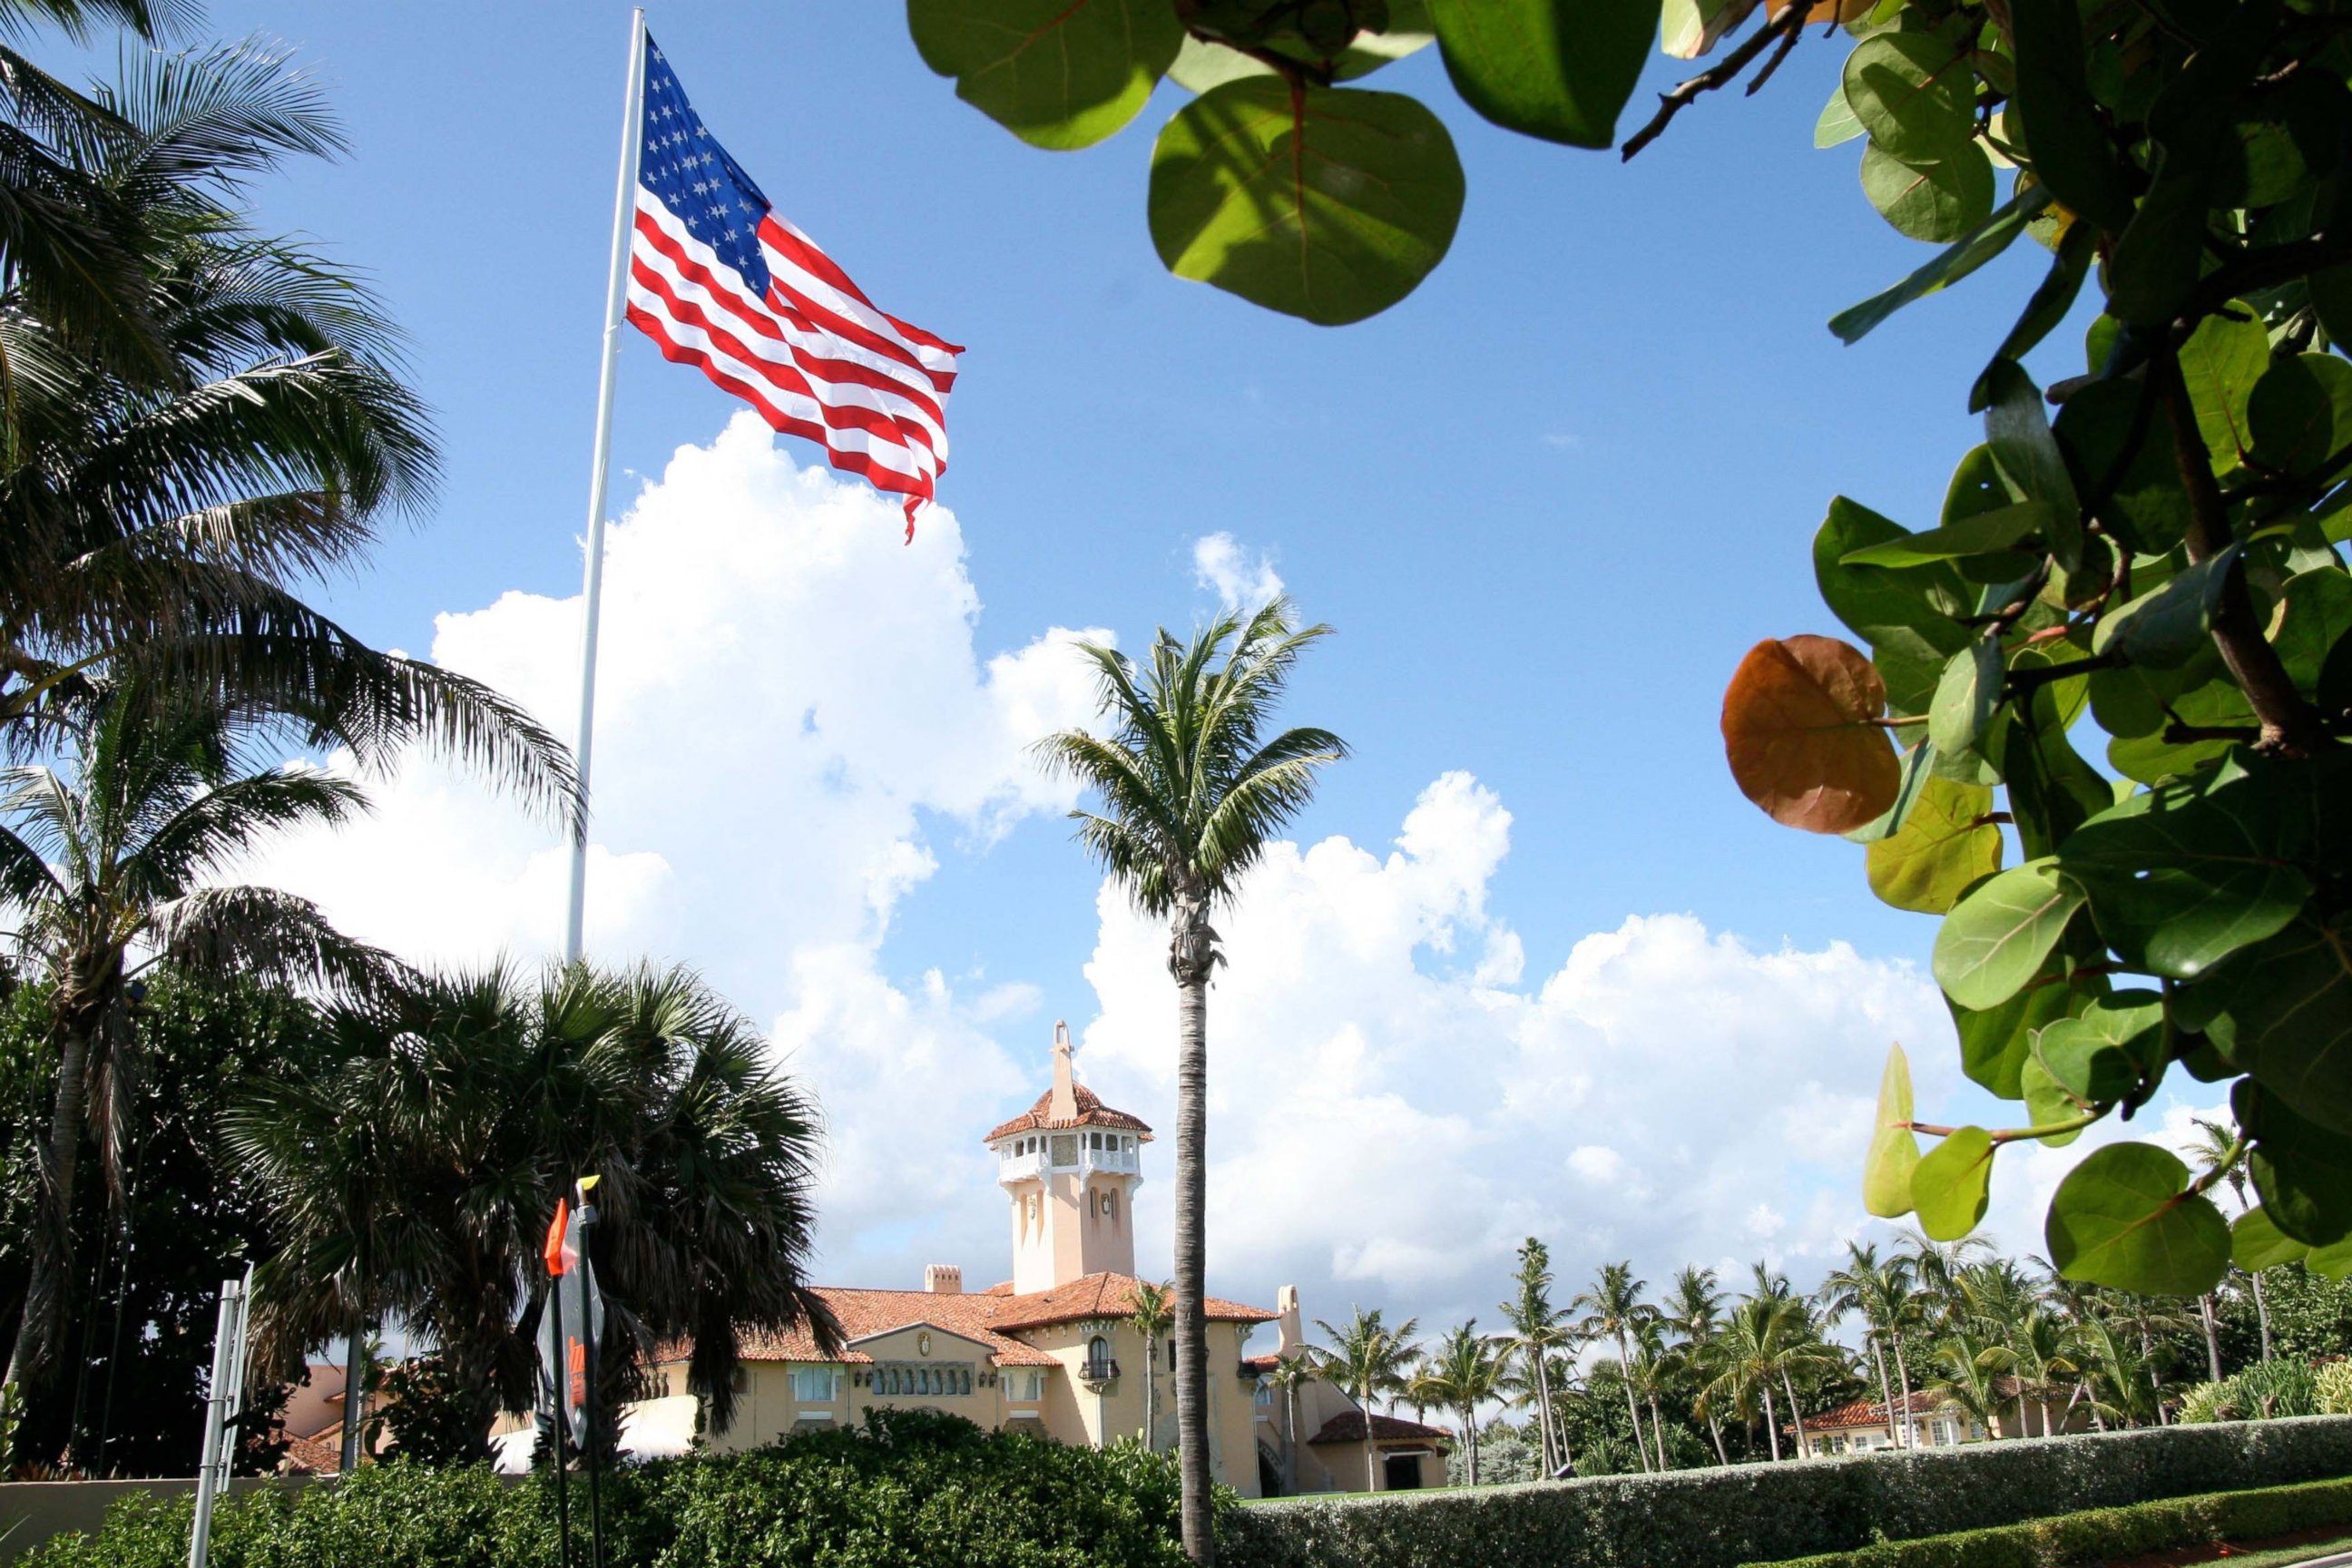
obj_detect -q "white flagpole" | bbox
[564,7,649,965]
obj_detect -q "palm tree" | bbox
[1311,1306,1418,1496]
[1129,1279,1174,1451]
[1261,1352,1315,1493]
[0,41,576,821]
[233,960,844,1462]
[1035,600,1344,1562]
[1923,1331,2006,1440]
[1818,1243,1920,1447]
[2191,1118,2271,1363]
[1700,1294,1792,1460]
[1407,1321,1503,1485]
[1626,1318,1675,1472]
[1571,1261,1659,1473]
[1901,1230,1995,1332]
[1664,1265,1730,1465]
[0,682,394,1414]
[1497,1237,1574,1476]
[2008,1308,2082,1437]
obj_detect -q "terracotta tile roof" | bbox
[731,1287,1060,1367]
[1308,1410,1451,1446]
[1799,1392,1941,1432]
[984,1083,1153,1143]
[279,1422,343,1475]
[986,1272,1275,1332]
[1240,1355,1281,1375]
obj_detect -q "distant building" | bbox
[608,1024,1444,1494]
[1792,1383,2087,1456]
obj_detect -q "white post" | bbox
[563,6,650,965]
[187,1273,249,1568]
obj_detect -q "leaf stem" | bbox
[1899,1108,2110,1143]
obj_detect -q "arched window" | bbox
[1087,1335,1112,1380]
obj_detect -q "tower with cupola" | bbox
[985,1022,1150,1293]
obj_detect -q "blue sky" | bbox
[124,4,2220,1324]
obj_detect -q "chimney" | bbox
[1048,1020,1079,1122]
[924,1264,964,1295]
[1275,1285,1303,1357]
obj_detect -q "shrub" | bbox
[1219,1415,2352,1568]
[2180,1363,2323,1425]
[2318,1364,2352,1417]
[1757,1475,2352,1568]
[19,1411,1204,1568]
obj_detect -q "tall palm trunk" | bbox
[1613,1328,1651,1473]
[1461,1401,1479,1485]
[1761,1379,1781,1462]
[1707,1411,1728,1465]
[2198,1296,2222,1384]
[1171,906,1214,1562]
[1360,1377,1379,1493]
[1892,1338,1916,1448]
[340,1305,368,1473]
[1870,1338,1898,1450]
[1142,1328,1157,1449]
[5,996,105,1400]
[1781,1367,1808,1459]
[1647,1393,1668,1471]
[1286,1382,1302,1494]
[2252,1272,2273,1361]
[1533,1352,1556,1474]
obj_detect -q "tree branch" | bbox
[1622,4,1807,162]
[2146,334,2329,756]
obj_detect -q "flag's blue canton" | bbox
[639,36,773,298]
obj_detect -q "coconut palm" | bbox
[1130,1279,1174,1452]
[0,41,575,820]
[1497,1237,1575,1476]
[1625,1318,1676,1472]
[1035,599,1344,1562]
[0,682,395,1412]
[2190,1117,2271,1363]
[1818,1242,1920,1447]
[2008,1308,2082,1437]
[1311,1306,1418,1496]
[1901,1230,1995,1331]
[1699,1294,1795,1460]
[1571,1261,1659,1473]
[233,960,843,1463]
[1261,1352,1315,1494]
[1663,1265,1730,1465]
[1407,1320,1504,1486]
[1923,1331,2006,1439]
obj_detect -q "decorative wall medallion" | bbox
[917,1331,933,1357]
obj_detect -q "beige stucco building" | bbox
[638,1025,1446,1495]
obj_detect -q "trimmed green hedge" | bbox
[1219,1415,2352,1568]
[18,1410,1200,1568]
[1756,1475,2352,1568]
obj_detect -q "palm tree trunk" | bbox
[1171,912,1214,1563]
[1648,1394,1668,1471]
[1362,1379,1378,1494]
[1286,1383,1301,1494]
[5,1012,98,1406]
[1613,1328,1651,1474]
[1761,1379,1781,1462]
[1142,1330,1156,1450]
[1463,1401,1478,1486]
[340,1307,368,1473]
[2198,1295,2222,1384]
[1871,1338,1897,1450]
[1781,1367,1808,1459]
[1893,1338,1915,1449]
[1707,1411,1728,1465]
[2252,1272,2273,1362]
[1533,1352,1555,1474]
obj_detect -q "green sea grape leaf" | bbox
[1863,142,1995,244]
[1838,502,2053,571]
[2046,1142,2231,1295]
[1867,775,2002,913]
[2198,916,2352,1137]
[1426,0,1658,150]
[908,0,1185,150]
[1148,78,1464,326]
[1844,33,1978,163]
[1914,1126,1996,1240]
[2021,1055,2089,1146]
[1865,1044,1921,1218]
[1934,858,2086,1010]
[1830,185,2053,345]
[2273,567,2352,694]
[2239,1079,2352,1246]
[2230,1208,2309,1270]
[2091,544,2242,671]
[2176,303,2271,472]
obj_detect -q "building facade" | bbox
[642,1024,1442,1495]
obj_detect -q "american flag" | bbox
[627,37,961,536]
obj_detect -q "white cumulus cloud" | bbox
[1191,532,1285,610]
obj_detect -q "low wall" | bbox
[1220,1416,2352,1568]
[0,1477,302,1562]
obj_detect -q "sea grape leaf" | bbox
[1829,185,2053,345]
[2273,567,2352,694]
[2196,916,2352,1137]
[2230,1208,2309,1270]
[2053,378,2190,555]
[1812,497,1974,715]
[2090,544,2244,671]
[2021,1055,2089,1146]
[1867,775,2002,914]
[2176,302,2271,472]
[1844,33,1978,163]
[2007,0,2133,228]
[2046,1142,2231,1295]
[1914,1126,1996,1240]
[1838,502,2052,573]
[1934,858,2086,1010]
[2238,1079,2352,1246]
[1427,0,1658,150]
[1149,79,1464,325]
[1863,142,1995,244]
[1721,635,1902,834]
[1864,1044,1921,1218]
[908,0,1185,150]
[1984,360,2082,568]
[1953,946,2103,1100]
[1928,637,2004,759]
[2247,354,2352,477]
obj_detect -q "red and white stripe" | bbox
[625,189,961,537]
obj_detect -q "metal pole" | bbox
[577,1191,606,1568]
[187,1276,244,1568]
[563,6,649,964]
[548,1273,573,1568]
